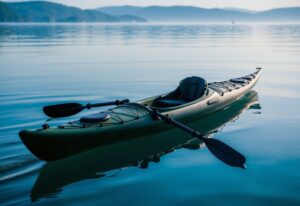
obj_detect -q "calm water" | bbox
[0,23,300,206]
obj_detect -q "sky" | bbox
[3,0,300,11]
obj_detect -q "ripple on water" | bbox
[0,154,42,183]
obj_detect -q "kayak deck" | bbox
[208,69,260,96]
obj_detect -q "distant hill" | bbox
[255,7,300,21]
[0,1,146,22]
[223,7,257,14]
[98,6,300,22]
[98,6,252,21]
[1,2,299,23]
[0,1,21,22]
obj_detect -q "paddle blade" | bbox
[43,103,84,118]
[203,137,246,168]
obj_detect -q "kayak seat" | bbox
[80,112,111,124]
[179,76,207,100]
[156,76,207,107]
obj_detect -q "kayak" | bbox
[19,68,262,161]
[30,91,260,201]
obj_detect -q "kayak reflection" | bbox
[30,91,261,202]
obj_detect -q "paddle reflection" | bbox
[30,91,260,202]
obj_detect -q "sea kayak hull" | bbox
[19,68,261,161]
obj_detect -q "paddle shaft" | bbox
[153,110,203,139]
[86,99,129,109]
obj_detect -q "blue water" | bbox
[0,23,300,206]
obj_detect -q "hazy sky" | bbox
[4,0,300,11]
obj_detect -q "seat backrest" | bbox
[179,76,207,100]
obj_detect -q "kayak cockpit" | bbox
[151,76,207,108]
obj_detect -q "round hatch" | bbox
[80,112,111,124]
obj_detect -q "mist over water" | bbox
[0,23,300,205]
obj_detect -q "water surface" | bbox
[0,23,300,206]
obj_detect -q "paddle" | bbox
[43,99,129,118]
[150,108,246,168]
